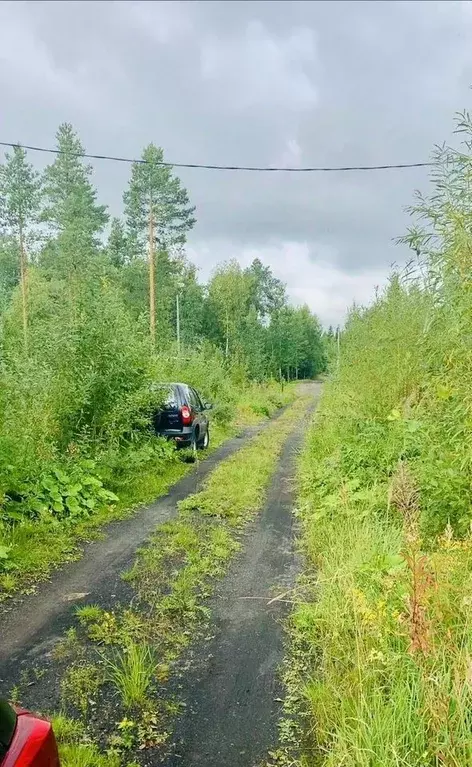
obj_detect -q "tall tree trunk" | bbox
[18,219,28,354]
[148,207,156,346]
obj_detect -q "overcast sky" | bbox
[1,0,472,326]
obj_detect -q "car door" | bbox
[185,387,201,434]
[191,388,208,433]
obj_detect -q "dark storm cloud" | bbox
[1,0,472,321]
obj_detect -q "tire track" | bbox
[162,382,321,767]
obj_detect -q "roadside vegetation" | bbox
[0,123,326,597]
[276,108,472,765]
[11,395,313,766]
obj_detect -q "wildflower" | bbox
[368,649,385,663]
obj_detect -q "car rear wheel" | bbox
[198,428,210,450]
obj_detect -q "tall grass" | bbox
[288,109,472,766]
[104,642,156,709]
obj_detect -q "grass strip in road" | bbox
[13,393,312,767]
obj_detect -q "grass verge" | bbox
[11,390,311,765]
[270,391,472,766]
[0,381,295,601]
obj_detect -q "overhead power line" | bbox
[0,140,433,173]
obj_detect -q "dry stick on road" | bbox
[236,592,296,605]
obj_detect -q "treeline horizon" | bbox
[0,122,326,383]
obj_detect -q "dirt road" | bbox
[162,382,321,766]
[0,382,322,766]
[0,413,288,671]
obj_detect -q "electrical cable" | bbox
[0,140,433,173]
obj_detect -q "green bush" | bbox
[3,462,118,523]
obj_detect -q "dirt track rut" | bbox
[162,382,321,766]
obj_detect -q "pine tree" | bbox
[123,143,196,343]
[0,146,41,351]
[41,123,108,278]
[123,143,196,254]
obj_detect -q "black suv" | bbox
[152,383,212,450]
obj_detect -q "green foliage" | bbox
[205,258,326,379]
[0,236,19,310]
[0,145,41,248]
[206,259,253,356]
[107,217,129,268]
[40,122,108,276]
[51,714,85,744]
[75,603,103,624]
[59,744,122,767]
[53,714,140,767]
[3,462,118,525]
[268,304,326,380]
[283,106,472,767]
[246,257,286,318]
[60,662,103,714]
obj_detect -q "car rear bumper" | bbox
[160,427,193,445]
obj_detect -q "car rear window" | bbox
[154,385,179,409]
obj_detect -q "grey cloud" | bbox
[1,0,472,306]
[199,21,317,110]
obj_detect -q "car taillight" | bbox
[180,405,193,425]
